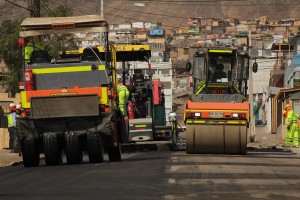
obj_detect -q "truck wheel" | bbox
[21,139,40,167]
[43,134,62,166]
[87,133,104,163]
[108,144,121,162]
[65,133,83,165]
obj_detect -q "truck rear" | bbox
[16,15,127,167]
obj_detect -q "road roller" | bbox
[184,47,250,154]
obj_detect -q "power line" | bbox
[4,0,32,12]
[105,5,185,19]
[40,1,55,17]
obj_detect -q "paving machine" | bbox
[16,15,128,167]
[185,46,250,154]
[127,69,169,142]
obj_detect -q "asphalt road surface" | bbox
[1,149,300,200]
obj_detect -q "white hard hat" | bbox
[9,103,16,107]
[16,104,21,109]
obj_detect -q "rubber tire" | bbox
[108,144,121,162]
[21,139,40,167]
[43,134,62,166]
[65,133,83,165]
[87,133,104,163]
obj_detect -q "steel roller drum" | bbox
[186,124,247,154]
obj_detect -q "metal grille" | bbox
[31,95,99,119]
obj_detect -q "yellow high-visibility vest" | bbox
[7,113,14,128]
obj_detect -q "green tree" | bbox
[40,4,77,57]
[41,3,73,17]
[0,4,74,96]
[0,19,23,96]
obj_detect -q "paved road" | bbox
[1,149,300,200]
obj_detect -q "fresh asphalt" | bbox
[1,149,300,200]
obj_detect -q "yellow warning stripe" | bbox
[100,87,108,104]
[228,121,246,125]
[186,120,205,124]
[186,119,247,125]
[21,91,30,109]
[135,125,147,128]
[186,109,248,113]
[32,65,105,74]
[208,49,233,53]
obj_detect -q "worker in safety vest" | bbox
[18,37,53,64]
[7,103,17,151]
[117,85,129,116]
[284,104,299,148]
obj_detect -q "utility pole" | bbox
[100,0,104,17]
[28,0,40,17]
[248,31,256,142]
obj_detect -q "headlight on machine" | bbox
[232,113,246,118]
[232,113,239,118]
[186,112,201,118]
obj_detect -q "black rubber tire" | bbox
[87,133,104,163]
[21,139,40,167]
[65,133,83,165]
[108,144,121,162]
[43,134,62,166]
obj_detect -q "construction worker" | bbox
[117,85,129,116]
[7,103,17,151]
[18,37,53,64]
[284,104,299,148]
[15,104,22,117]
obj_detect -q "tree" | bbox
[0,4,74,96]
[41,3,73,17]
[0,19,23,96]
[40,4,77,57]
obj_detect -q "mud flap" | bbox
[15,117,39,153]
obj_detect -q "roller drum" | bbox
[186,124,247,154]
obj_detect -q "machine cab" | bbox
[192,47,249,96]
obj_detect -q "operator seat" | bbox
[82,48,101,61]
[30,50,51,64]
[212,64,226,82]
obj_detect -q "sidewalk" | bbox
[249,125,300,155]
[248,126,283,149]
[0,149,22,168]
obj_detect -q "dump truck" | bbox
[15,15,128,167]
[184,46,250,154]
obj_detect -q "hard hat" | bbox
[9,103,16,107]
[18,37,28,48]
[16,104,21,110]
[285,104,292,110]
[9,103,16,111]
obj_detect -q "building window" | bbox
[162,81,171,89]
[184,48,189,55]
[161,69,170,75]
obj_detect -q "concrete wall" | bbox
[0,128,9,150]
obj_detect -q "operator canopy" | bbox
[20,15,109,37]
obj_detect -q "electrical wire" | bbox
[4,0,32,12]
